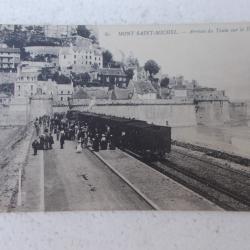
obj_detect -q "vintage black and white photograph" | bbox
[0,23,250,212]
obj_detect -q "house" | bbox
[96,68,128,87]
[44,25,77,38]
[15,70,40,97]
[170,85,188,99]
[132,66,147,81]
[0,44,20,73]
[55,82,74,102]
[193,87,228,101]
[14,65,73,102]
[58,44,103,73]
[24,46,61,58]
[128,80,157,100]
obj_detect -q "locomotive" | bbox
[66,110,171,159]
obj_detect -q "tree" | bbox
[52,72,71,84]
[90,34,98,44]
[81,72,91,84]
[4,30,27,48]
[38,67,54,81]
[34,54,46,62]
[71,72,91,86]
[144,59,160,78]
[33,25,45,36]
[76,25,91,38]
[92,62,99,70]
[126,56,139,68]
[102,50,113,67]
[25,25,34,32]
[20,48,31,61]
[160,77,170,88]
[125,68,134,81]
[14,25,22,32]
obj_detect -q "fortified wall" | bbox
[53,99,232,127]
[67,99,198,127]
[195,100,230,126]
[1,97,53,126]
[2,97,232,127]
[229,101,250,127]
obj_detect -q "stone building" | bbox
[0,44,20,73]
[59,43,103,73]
[14,65,73,102]
[94,68,128,87]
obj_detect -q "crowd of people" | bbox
[31,114,118,156]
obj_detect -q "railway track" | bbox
[124,148,250,211]
[172,147,250,179]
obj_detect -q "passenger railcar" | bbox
[67,110,171,159]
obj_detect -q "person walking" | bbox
[60,131,65,149]
[39,134,45,150]
[100,134,107,150]
[76,139,82,153]
[92,133,100,152]
[32,138,39,155]
[56,128,60,141]
[48,133,54,149]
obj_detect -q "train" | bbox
[66,110,171,160]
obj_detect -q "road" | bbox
[43,140,152,211]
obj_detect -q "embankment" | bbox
[0,124,34,212]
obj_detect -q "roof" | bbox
[98,68,126,76]
[73,88,89,99]
[0,48,20,53]
[111,87,132,100]
[130,80,157,95]
[59,47,72,56]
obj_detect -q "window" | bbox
[74,61,76,64]
[18,85,20,91]
[61,90,63,94]
[64,55,66,59]
[90,56,92,59]
[68,90,70,94]
[31,85,33,90]
[95,57,96,61]
[74,55,76,58]
[86,61,87,64]
[61,97,63,101]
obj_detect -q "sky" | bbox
[95,23,250,100]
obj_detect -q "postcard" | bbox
[0,23,250,212]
